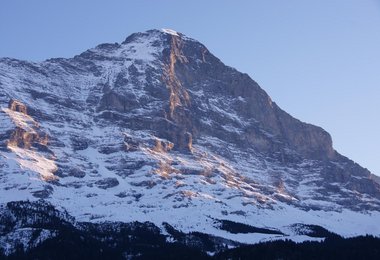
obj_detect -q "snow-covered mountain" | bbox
[0,29,380,254]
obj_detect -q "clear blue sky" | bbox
[1,0,379,175]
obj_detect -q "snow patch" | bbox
[7,146,57,181]
[161,28,179,36]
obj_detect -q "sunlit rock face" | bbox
[1,100,56,181]
[0,29,380,244]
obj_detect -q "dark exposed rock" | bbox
[130,180,157,189]
[32,186,54,199]
[98,145,120,154]
[371,174,380,185]
[95,178,119,189]
[69,167,86,178]
[114,191,127,198]
[124,134,139,151]
[70,135,89,151]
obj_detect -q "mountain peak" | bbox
[121,28,198,46]
[161,28,180,36]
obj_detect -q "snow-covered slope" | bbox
[0,29,379,247]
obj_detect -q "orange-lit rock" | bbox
[3,100,57,181]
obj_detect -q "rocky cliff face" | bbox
[0,29,379,246]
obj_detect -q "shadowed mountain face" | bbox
[157,31,336,160]
[89,29,336,159]
[0,29,380,250]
